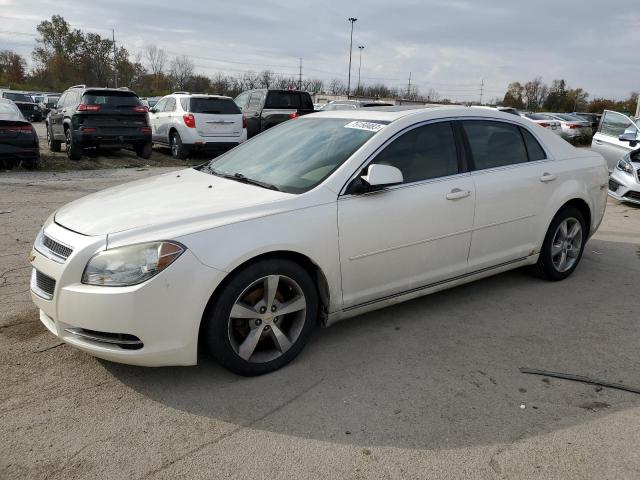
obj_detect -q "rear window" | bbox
[187,97,240,114]
[265,92,302,109]
[81,92,141,107]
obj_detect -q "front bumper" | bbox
[29,220,226,366]
[608,167,640,205]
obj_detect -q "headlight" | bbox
[82,241,185,286]
[617,157,634,175]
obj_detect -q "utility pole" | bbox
[479,78,484,105]
[407,72,412,98]
[347,17,357,98]
[112,29,118,88]
[357,45,364,95]
[298,58,302,90]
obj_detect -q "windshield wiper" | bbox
[206,167,280,191]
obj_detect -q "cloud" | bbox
[0,0,638,100]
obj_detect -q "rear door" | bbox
[464,120,553,270]
[187,97,243,138]
[592,110,638,171]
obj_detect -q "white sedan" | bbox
[29,107,609,375]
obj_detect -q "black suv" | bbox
[234,89,314,138]
[1,91,43,122]
[46,85,152,160]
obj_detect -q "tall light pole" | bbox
[347,17,357,98]
[357,45,364,95]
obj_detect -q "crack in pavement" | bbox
[137,377,325,480]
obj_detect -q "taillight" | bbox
[242,114,247,129]
[568,124,580,129]
[133,105,149,113]
[77,104,101,112]
[183,113,196,128]
[288,112,299,119]
[539,122,550,128]
[140,127,151,134]
[80,127,97,133]
[0,125,33,133]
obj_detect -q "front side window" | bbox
[463,120,528,170]
[247,92,264,109]
[234,92,249,109]
[153,98,167,112]
[599,111,636,137]
[165,98,176,112]
[371,122,459,183]
[207,118,384,194]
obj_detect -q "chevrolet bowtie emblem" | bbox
[28,251,36,263]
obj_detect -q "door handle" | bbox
[540,172,556,183]
[446,188,471,200]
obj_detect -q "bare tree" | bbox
[144,45,167,76]
[169,55,195,90]
[328,78,346,95]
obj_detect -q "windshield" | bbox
[206,118,385,194]
[3,92,33,103]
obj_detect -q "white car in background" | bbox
[520,112,563,135]
[149,93,247,158]
[591,109,640,171]
[29,107,608,375]
[543,113,592,139]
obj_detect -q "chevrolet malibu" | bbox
[30,107,609,376]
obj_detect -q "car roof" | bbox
[172,93,233,99]
[307,106,529,124]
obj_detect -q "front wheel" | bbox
[532,206,586,281]
[204,259,318,376]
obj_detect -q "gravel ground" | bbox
[1,167,640,479]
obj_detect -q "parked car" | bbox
[572,112,602,134]
[234,89,314,138]
[31,93,61,117]
[520,112,563,135]
[543,113,592,140]
[591,109,640,171]
[29,107,608,375]
[0,98,40,169]
[149,93,247,159]
[608,144,640,205]
[0,90,43,122]
[140,96,160,109]
[45,85,151,160]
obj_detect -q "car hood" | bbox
[54,168,293,236]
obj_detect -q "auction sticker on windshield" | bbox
[344,121,386,132]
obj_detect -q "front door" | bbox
[592,110,639,171]
[337,121,475,308]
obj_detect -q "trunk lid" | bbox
[185,96,243,137]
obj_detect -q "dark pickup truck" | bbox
[46,85,151,160]
[234,89,314,138]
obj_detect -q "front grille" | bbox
[609,179,620,192]
[43,234,73,260]
[624,191,640,201]
[34,269,56,297]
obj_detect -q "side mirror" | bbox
[362,164,403,187]
[619,132,639,147]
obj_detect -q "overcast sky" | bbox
[1,0,638,101]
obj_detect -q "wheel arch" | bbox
[198,249,331,349]
[560,198,591,237]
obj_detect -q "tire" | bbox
[47,124,61,152]
[65,128,82,160]
[21,154,41,170]
[170,131,188,159]
[135,142,152,159]
[204,259,319,376]
[531,206,587,281]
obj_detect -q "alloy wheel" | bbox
[551,217,582,272]
[228,275,306,363]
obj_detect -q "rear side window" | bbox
[265,91,301,109]
[82,92,141,107]
[520,128,546,161]
[463,120,528,170]
[372,122,459,183]
[187,98,241,114]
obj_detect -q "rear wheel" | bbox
[170,131,188,159]
[20,153,41,170]
[204,259,318,376]
[65,128,82,160]
[531,206,586,281]
[47,124,61,152]
[135,142,152,159]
